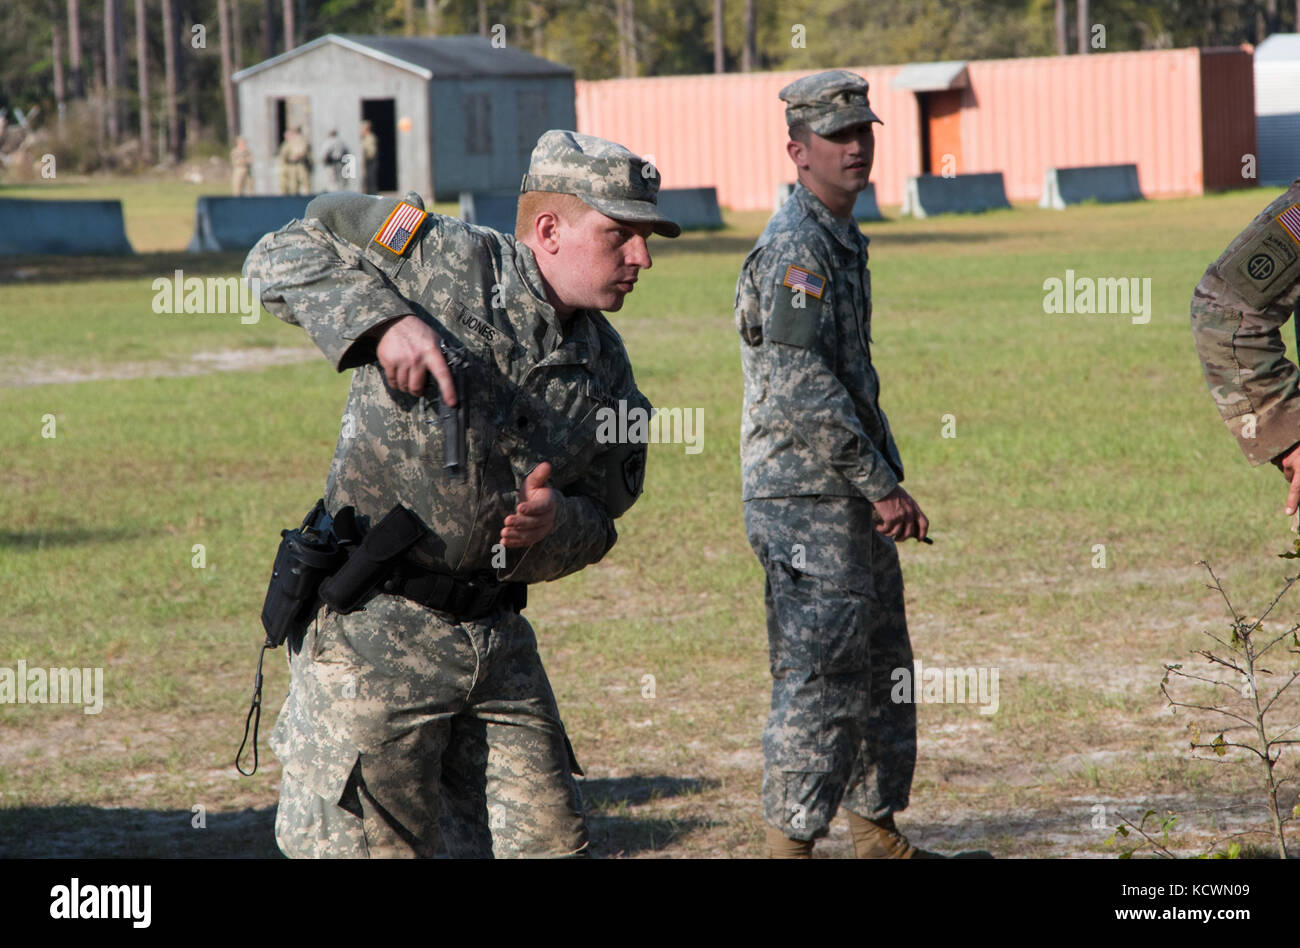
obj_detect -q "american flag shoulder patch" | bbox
[374,201,428,255]
[1276,204,1300,246]
[782,263,826,300]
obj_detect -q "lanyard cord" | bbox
[235,644,268,777]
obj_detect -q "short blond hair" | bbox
[515,190,594,240]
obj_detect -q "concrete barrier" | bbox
[0,198,134,255]
[459,191,520,235]
[656,187,724,230]
[1039,164,1143,210]
[187,195,317,252]
[773,182,883,221]
[901,173,1011,218]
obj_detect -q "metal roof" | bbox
[891,61,970,92]
[233,33,574,83]
[1256,33,1300,61]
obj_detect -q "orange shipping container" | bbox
[575,47,1257,212]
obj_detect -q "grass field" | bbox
[1,176,1297,858]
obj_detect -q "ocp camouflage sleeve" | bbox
[1191,180,1300,466]
[741,244,901,502]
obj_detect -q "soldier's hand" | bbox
[375,314,457,405]
[1278,442,1300,516]
[501,463,559,548]
[872,486,929,542]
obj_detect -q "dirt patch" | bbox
[2,346,318,387]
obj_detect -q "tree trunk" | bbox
[742,0,755,71]
[105,0,121,141]
[713,0,724,73]
[92,43,105,152]
[232,0,243,70]
[478,0,487,36]
[162,0,181,160]
[1077,0,1089,54]
[281,0,294,51]
[1054,0,1067,55]
[184,6,200,150]
[68,0,84,98]
[404,0,415,35]
[260,0,275,60]
[52,15,67,126]
[136,0,151,160]
[626,0,637,76]
[219,0,238,143]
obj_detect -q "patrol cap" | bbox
[521,130,681,238]
[779,70,883,136]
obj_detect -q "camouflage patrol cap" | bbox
[521,130,681,238]
[779,70,883,136]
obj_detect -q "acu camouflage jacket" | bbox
[244,191,651,585]
[735,182,904,503]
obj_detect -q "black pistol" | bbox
[424,342,466,476]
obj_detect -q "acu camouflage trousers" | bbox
[270,593,587,858]
[745,495,916,841]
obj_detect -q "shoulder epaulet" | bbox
[306,192,430,259]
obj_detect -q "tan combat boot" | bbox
[846,811,943,859]
[765,824,815,858]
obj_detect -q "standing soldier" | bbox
[287,127,313,195]
[277,129,293,195]
[361,120,379,194]
[735,71,940,859]
[322,129,348,191]
[231,136,254,196]
[243,130,678,858]
[1191,180,1300,511]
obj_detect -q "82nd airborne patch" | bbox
[373,201,428,256]
[1223,202,1300,309]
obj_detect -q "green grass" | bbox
[1,178,1297,858]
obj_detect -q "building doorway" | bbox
[918,90,963,176]
[361,99,398,193]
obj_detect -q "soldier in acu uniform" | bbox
[1191,180,1300,514]
[244,129,678,858]
[735,70,940,859]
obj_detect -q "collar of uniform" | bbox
[793,181,866,254]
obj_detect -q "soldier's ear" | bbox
[786,138,808,169]
[533,210,562,253]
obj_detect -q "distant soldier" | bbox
[285,127,312,195]
[1191,179,1300,513]
[231,136,254,196]
[277,130,293,195]
[322,129,348,191]
[361,120,379,194]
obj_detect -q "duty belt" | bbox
[319,503,525,622]
[382,562,526,621]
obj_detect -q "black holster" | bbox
[260,499,347,648]
[318,504,429,614]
